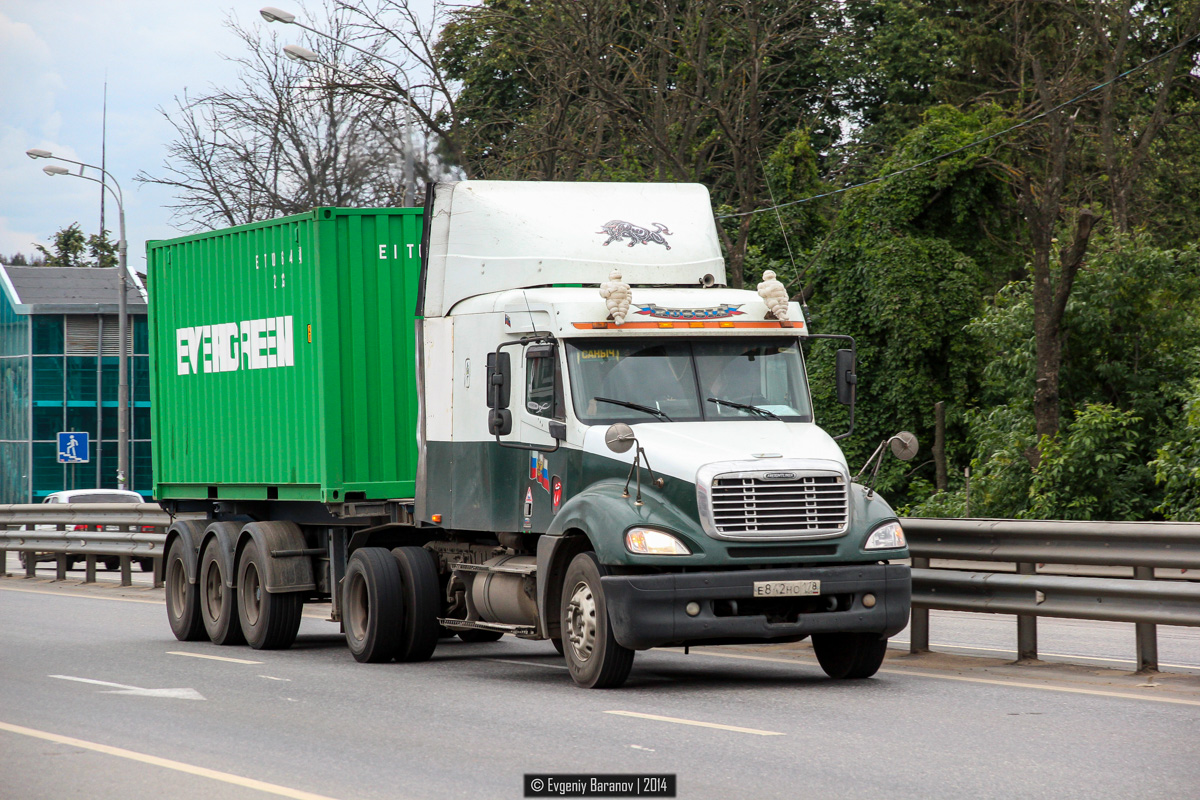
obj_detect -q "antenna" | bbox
[758,146,799,282]
[521,290,538,334]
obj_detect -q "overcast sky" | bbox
[0,1,439,269]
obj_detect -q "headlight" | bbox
[626,527,691,555]
[864,521,906,550]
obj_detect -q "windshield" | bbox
[566,338,813,423]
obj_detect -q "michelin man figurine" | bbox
[757,269,790,321]
[600,269,632,326]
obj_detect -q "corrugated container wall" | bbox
[147,208,423,504]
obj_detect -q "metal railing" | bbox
[903,517,1200,672]
[1,503,171,587]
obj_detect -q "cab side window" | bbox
[526,352,556,419]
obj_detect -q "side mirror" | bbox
[486,351,511,409]
[488,408,512,436]
[486,351,512,436]
[889,431,919,461]
[836,348,856,405]
[604,423,636,453]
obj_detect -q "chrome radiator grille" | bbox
[709,473,848,537]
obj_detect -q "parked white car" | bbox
[21,489,154,571]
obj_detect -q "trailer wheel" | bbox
[344,548,404,663]
[165,538,204,642]
[812,632,889,679]
[237,539,303,650]
[200,540,245,646]
[560,552,634,689]
[457,628,504,643]
[391,546,441,663]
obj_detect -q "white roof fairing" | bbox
[421,180,727,317]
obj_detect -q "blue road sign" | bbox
[57,431,89,464]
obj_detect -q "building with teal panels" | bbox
[0,265,151,503]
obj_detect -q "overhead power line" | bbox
[716,28,1200,220]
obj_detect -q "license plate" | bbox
[753,579,820,598]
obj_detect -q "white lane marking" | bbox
[260,676,291,682]
[630,744,656,752]
[678,649,1200,707]
[0,586,162,605]
[49,675,205,701]
[484,658,570,671]
[892,640,1200,671]
[168,651,264,665]
[0,720,347,800]
[605,710,784,736]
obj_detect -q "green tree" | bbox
[1152,380,1200,521]
[34,223,89,267]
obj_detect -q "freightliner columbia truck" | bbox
[150,181,914,688]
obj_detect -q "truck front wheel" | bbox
[560,553,634,689]
[237,540,303,650]
[812,632,889,679]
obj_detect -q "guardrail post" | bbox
[0,547,7,576]
[25,550,36,578]
[84,555,97,583]
[1134,566,1159,672]
[910,557,930,653]
[1016,562,1038,662]
[120,555,132,587]
[55,552,68,581]
[152,556,164,589]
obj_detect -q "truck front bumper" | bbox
[600,563,910,651]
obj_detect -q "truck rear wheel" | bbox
[237,539,303,650]
[200,539,244,646]
[560,552,634,689]
[391,546,441,663]
[812,632,889,679]
[344,548,404,663]
[166,538,205,642]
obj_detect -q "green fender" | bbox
[545,479,709,566]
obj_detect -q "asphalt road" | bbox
[2,575,1199,800]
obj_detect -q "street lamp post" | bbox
[263,7,418,206]
[27,149,131,492]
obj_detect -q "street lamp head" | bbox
[284,44,322,63]
[26,148,52,159]
[260,6,296,24]
[42,164,70,176]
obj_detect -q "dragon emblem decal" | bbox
[597,220,673,250]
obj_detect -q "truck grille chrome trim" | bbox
[696,460,850,541]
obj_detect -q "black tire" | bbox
[457,628,504,643]
[560,552,634,689]
[812,632,889,679]
[550,636,565,656]
[165,537,205,642]
[344,548,405,663]
[137,557,153,572]
[200,540,245,646]
[237,539,303,650]
[391,546,441,663]
[102,556,119,571]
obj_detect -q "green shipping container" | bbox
[147,208,423,504]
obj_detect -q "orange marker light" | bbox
[431,514,443,524]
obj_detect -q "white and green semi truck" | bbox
[153,180,913,688]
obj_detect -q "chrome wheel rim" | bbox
[565,580,598,663]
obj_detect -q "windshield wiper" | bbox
[594,396,673,422]
[706,397,781,420]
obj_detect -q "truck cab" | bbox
[415,181,911,686]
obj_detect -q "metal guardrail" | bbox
[903,517,1200,672]
[1,503,170,587]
